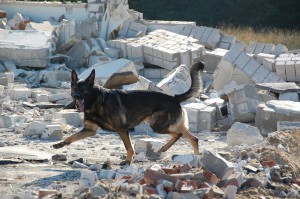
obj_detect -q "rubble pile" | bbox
[0,0,300,198]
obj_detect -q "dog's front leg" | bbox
[117,130,135,165]
[53,121,98,149]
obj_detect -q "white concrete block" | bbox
[49,92,69,102]
[255,53,276,65]
[0,77,8,86]
[262,58,276,72]
[37,94,49,103]
[275,61,287,81]
[87,3,105,13]
[53,110,82,127]
[262,44,275,54]
[118,20,131,37]
[245,42,257,54]
[253,43,265,55]
[41,124,63,140]
[4,72,14,83]
[251,65,271,83]
[227,122,263,146]
[25,21,54,32]
[296,61,300,81]
[189,26,206,41]
[126,22,147,38]
[9,87,31,101]
[134,138,166,160]
[243,58,261,76]
[203,48,227,73]
[182,103,216,131]
[205,28,223,49]
[234,52,251,70]
[123,76,161,92]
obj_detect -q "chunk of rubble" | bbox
[182,102,216,131]
[53,110,82,127]
[255,100,300,135]
[157,64,191,96]
[213,46,284,93]
[24,121,47,137]
[64,41,92,69]
[200,150,234,180]
[79,170,98,188]
[226,122,263,146]
[225,84,276,122]
[56,19,92,52]
[134,138,166,160]
[255,82,300,94]
[123,76,162,92]
[0,29,53,68]
[78,58,139,88]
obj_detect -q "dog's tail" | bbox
[174,62,204,103]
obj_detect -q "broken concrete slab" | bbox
[255,100,300,135]
[200,150,234,180]
[213,47,284,93]
[157,65,191,96]
[78,58,139,88]
[278,92,299,102]
[226,122,263,146]
[52,110,82,127]
[25,21,55,32]
[255,82,300,94]
[24,121,47,137]
[65,40,92,69]
[123,76,162,92]
[0,29,53,68]
[141,20,195,36]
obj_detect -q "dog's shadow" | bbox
[22,169,81,188]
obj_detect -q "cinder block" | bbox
[189,26,206,41]
[262,58,276,72]
[275,61,287,81]
[205,29,223,50]
[234,52,251,70]
[296,61,300,81]
[118,20,131,37]
[253,43,265,55]
[251,65,271,83]
[41,124,63,140]
[182,103,216,131]
[0,77,8,86]
[218,42,231,50]
[262,44,275,54]
[53,110,82,127]
[245,42,257,54]
[104,47,123,59]
[25,121,47,136]
[285,61,296,82]
[255,53,276,64]
[37,94,49,102]
[203,48,227,73]
[126,22,147,38]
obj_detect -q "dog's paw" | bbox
[52,142,66,149]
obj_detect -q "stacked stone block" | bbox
[275,53,300,82]
[108,29,205,70]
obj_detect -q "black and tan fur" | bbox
[53,62,204,165]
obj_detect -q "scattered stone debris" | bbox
[0,0,300,198]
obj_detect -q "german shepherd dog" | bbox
[53,62,204,165]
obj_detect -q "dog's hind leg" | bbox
[182,128,200,155]
[117,130,135,165]
[52,120,98,149]
[158,133,181,153]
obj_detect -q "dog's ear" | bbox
[86,69,95,86]
[71,69,78,84]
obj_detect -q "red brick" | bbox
[0,11,7,18]
[204,170,219,185]
[261,160,276,167]
[38,189,58,198]
[161,164,181,174]
[144,169,183,191]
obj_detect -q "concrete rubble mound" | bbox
[0,1,300,198]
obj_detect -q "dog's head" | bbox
[71,69,95,112]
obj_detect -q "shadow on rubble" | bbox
[22,169,81,188]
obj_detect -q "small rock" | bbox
[52,154,67,161]
[91,185,108,197]
[72,161,88,169]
